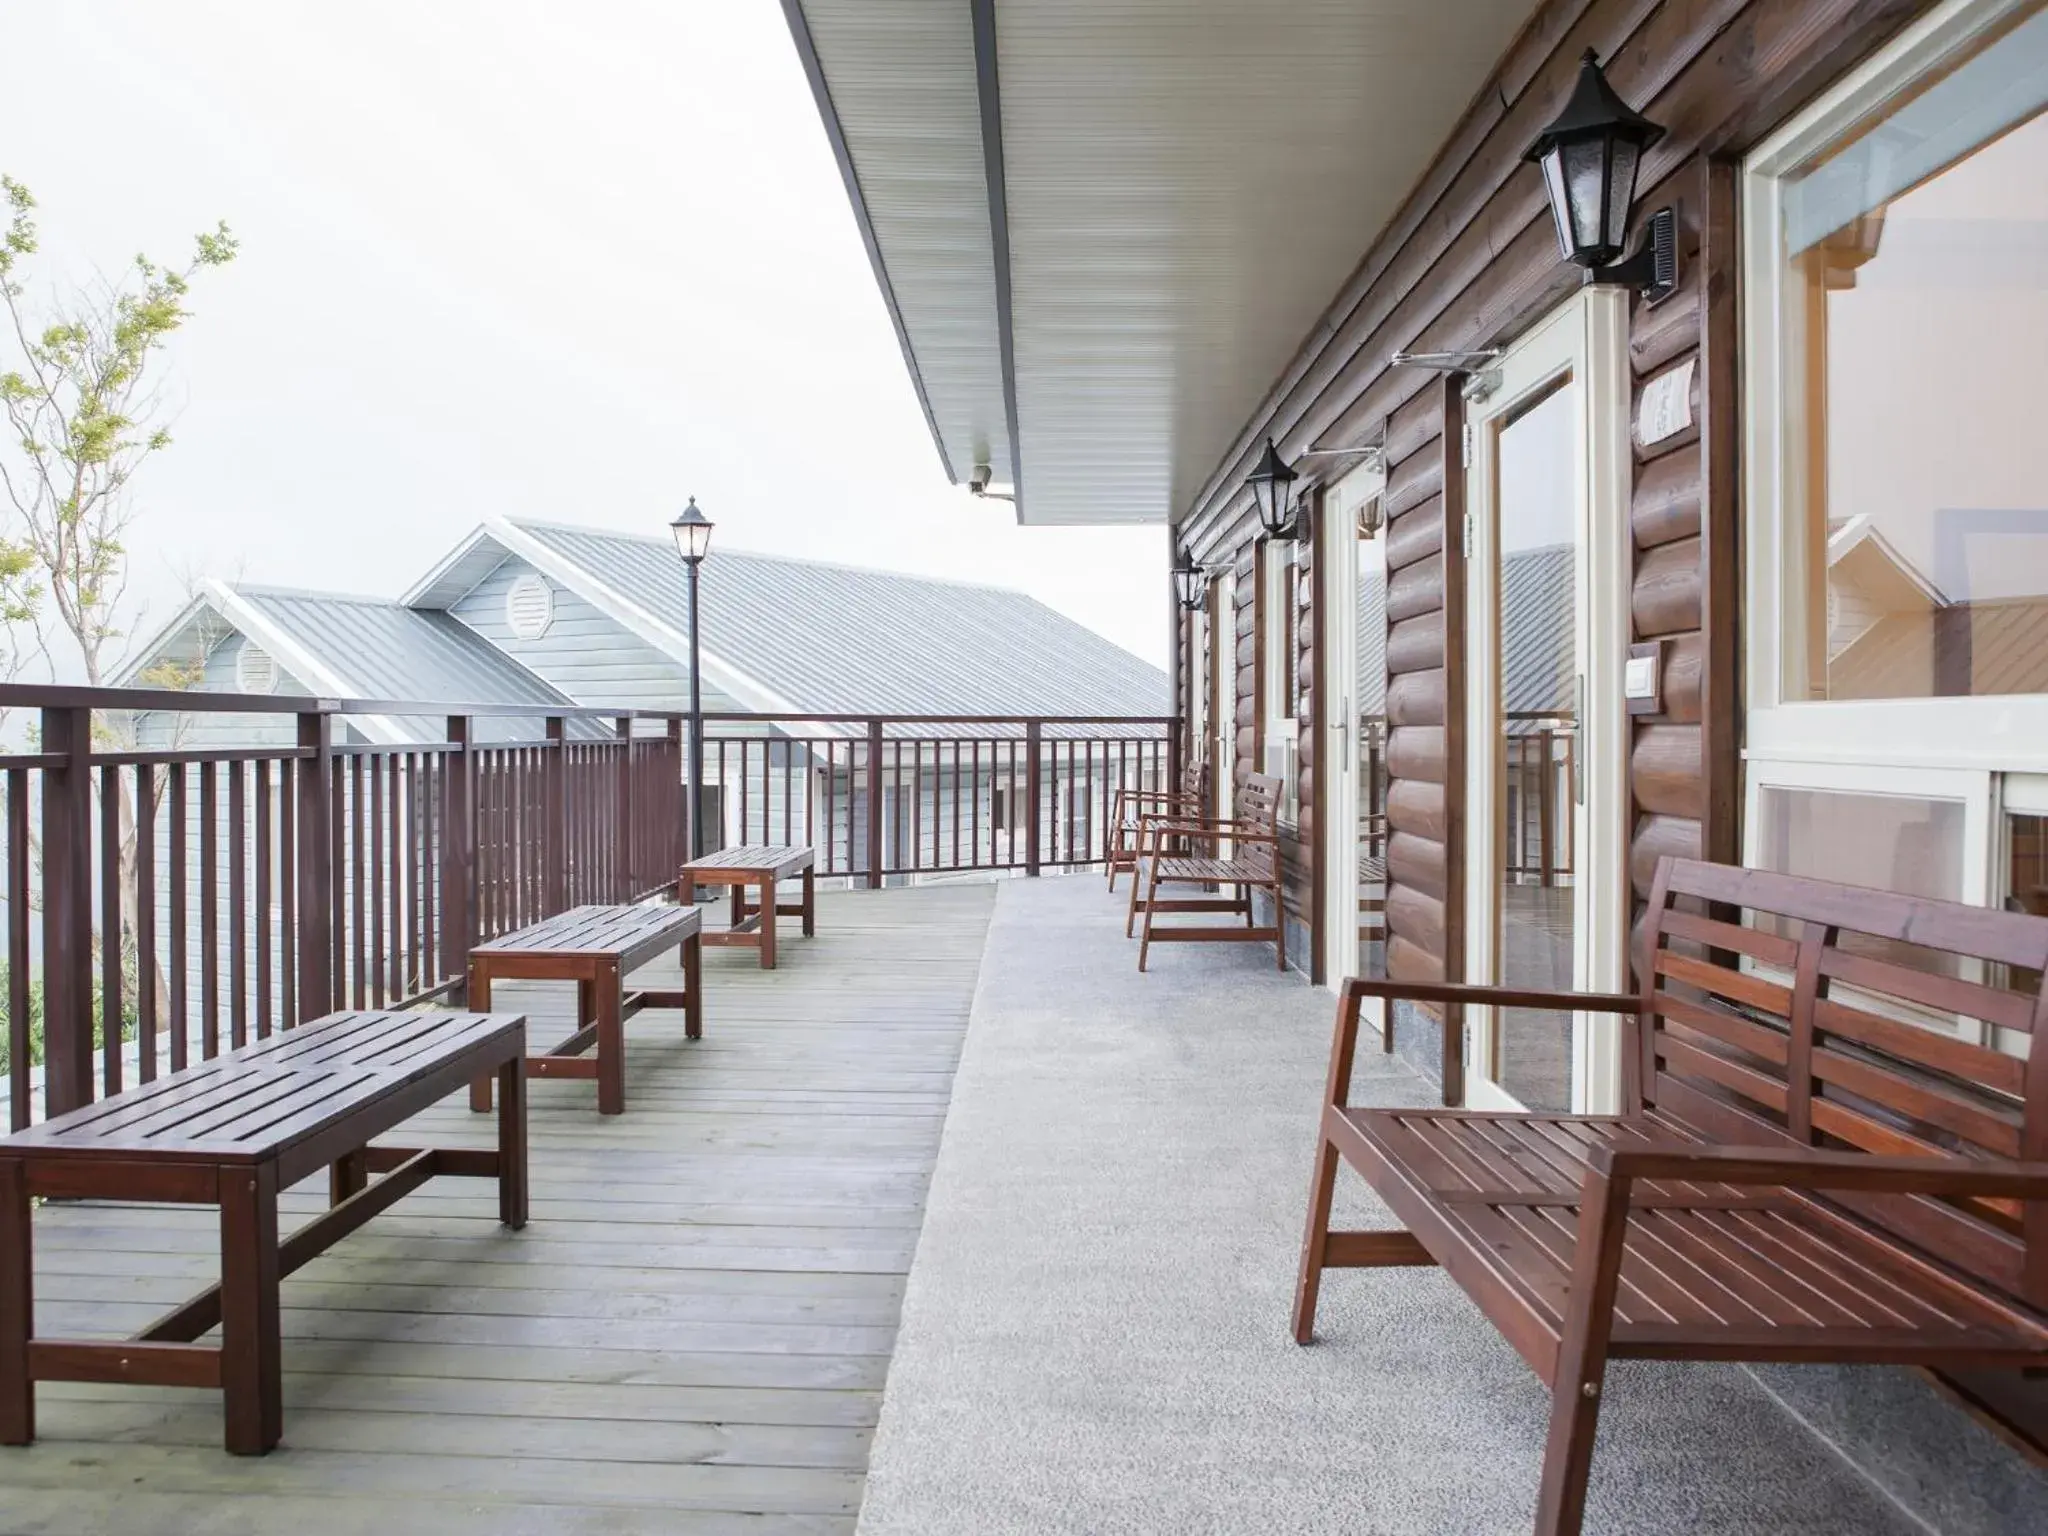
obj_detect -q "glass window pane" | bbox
[1495,382,1578,1112]
[1785,15,2048,702]
[1757,786,1967,976]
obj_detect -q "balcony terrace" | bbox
[0,684,2039,1533]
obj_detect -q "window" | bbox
[1741,0,2048,948]
[1747,0,2048,728]
[1260,540,1301,825]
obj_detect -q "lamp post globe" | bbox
[670,495,714,564]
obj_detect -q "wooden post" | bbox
[440,717,476,1001]
[543,717,566,914]
[293,711,335,1026]
[615,717,633,900]
[865,718,884,890]
[39,706,94,1115]
[1024,719,1043,878]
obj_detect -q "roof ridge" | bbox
[505,516,1031,598]
[230,580,415,607]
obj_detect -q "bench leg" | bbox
[329,1149,368,1207]
[1292,1136,1343,1345]
[684,932,703,1040]
[1137,866,1162,972]
[802,866,816,937]
[497,1055,529,1229]
[468,965,495,1113]
[729,881,745,929]
[218,1161,283,1455]
[1533,1170,1630,1536]
[0,1156,31,1446]
[760,875,778,969]
[596,961,625,1116]
[1270,882,1286,970]
[1124,854,1146,938]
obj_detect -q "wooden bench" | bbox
[1292,858,2048,1535]
[1105,759,1209,892]
[681,844,816,970]
[467,903,702,1116]
[1,1009,528,1455]
[1127,773,1286,972]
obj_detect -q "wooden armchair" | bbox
[1126,773,1286,972]
[1106,758,1209,891]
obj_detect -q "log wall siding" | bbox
[1180,0,1922,1010]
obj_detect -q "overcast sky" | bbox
[0,0,1168,679]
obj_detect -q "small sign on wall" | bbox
[1636,358,1695,447]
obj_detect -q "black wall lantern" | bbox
[1525,49,1678,302]
[1246,438,1301,541]
[1173,548,1208,611]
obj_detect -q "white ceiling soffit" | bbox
[784,0,1537,526]
[783,0,1015,491]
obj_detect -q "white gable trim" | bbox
[477,519,844,736]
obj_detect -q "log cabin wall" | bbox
[1176,0,1924,1070]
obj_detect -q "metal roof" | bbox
[231,587,578,711]
[510,519,1167,719]
[783,0,1536,526]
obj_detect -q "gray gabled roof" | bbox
[509,519,1168,719]
[231,588,579,711]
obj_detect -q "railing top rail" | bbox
[0,683,1177,730]
[0,682,687,721]
[700,711,1177,727]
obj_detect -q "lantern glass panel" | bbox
[1540,150,1573,259]
[1560,137,1614,259]
[1604,138,1641,258]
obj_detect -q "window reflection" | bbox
[1788,28,2048,701]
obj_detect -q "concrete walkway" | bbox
[857,876,1959,1536]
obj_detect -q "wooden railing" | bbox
[0,684,1173,1127]
[700,713,1172,884]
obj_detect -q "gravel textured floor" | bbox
[855,875,2032,1536]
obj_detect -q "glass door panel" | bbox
[1492,382,1580,1111]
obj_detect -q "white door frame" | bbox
[1214,572,1236,826]
[1321,459,1387,990]
[1461,289,1633,1113]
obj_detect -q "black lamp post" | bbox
[669,496,714,862]
[1524,49,1677,301]
[1246,439,1301,541]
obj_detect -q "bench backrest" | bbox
[1636,858,2047,1310]
[1233,774,1284,878]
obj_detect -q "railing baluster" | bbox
[200,759,220,1059]
[135,767,157,1080]
[40,706,94,1113]
[168,762,187,1068]
[7,769,30,1128]
[98,762,123,1095]
[369,752,385,1008]
[228,759,247,1050]
[255,761,271,1040]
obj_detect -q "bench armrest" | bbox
[1142,820,1279,848]
[1590,1142,2048,1201]
[1341,978,1640,1015]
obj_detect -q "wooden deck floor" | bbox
[4,883,996,1535]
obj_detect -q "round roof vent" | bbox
[236,642,279,695]
[506,572,555,641]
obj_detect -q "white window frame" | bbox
[1261,538,1301,827]
[1741,0,2048,779]
[1320,458,1387,990]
